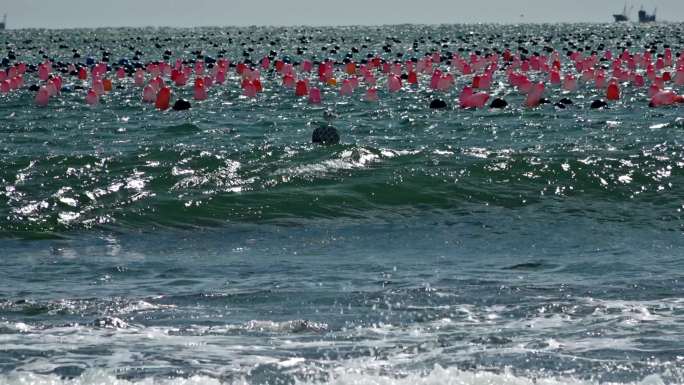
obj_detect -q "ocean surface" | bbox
[1,24,684,385]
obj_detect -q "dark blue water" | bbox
[1,24,684,385]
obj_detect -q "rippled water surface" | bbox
[1,24,684,385]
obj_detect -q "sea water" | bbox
[1,24,684,385]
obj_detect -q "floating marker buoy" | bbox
[172,99,192,111]
[429,99,447,109]
[525,82,545,107]
[243,81,257,98]
[563,74,577,91]
[295,80,308,97]
[0,80,10,94]
[312,125,340,145]
[489,98,508,109]
[590,99,608,109]
[650,90,677,107]
[366,88,378,102]
[85,89,99,105]
[142,84,156,103]
[606,83,620,101]
[308,87,322,104]
[339,79,353,96]
[155,86,171,110]
[388,75,401,92]
[35,86,49,106]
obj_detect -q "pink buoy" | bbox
[85,89,99,105]
[93,79,105,96]
[174,71,187,86]
[407,71,418,85]
[0,80,10,94]
[633,74,645,87]
[35,86,50,106]
[295,80,309,97]
[46,80,58,97]
[650,90,677,107]
[243,81,257,98]
[195,60,205,76]
[216,70,226,85]
[134,69,145,86]
[282,74,296,88]
[308,87,322,104]
[594,70,606,89]
[438,74,453,91]
[525,82,545,107]
[203,75,213,88]
[366,88,379,102]
[194,78,207,101]
[430,70,441,89]
[387,75,402,92]
[459,86,474,108]
[38,64,50,81]
[550,70,561,85]
[340,79,353,96]
[142,85,156,103]
[300,60,313,73]
[648,84,660,98]
[11,75,23,90]
[469,93,490,108]
[563,74,578,92]
[675,68,684,86]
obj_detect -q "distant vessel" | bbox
[638,7,656,23]
[613,5,657,23]
[0,14,6,30]
[613,4,632,22]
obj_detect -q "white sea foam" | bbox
[0,366,672,385]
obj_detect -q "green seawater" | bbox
[0,24,683,385]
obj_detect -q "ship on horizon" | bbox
[613,4,632,22]
[638,6,656,23]
[613,4,657,23]
[0,14,6,30]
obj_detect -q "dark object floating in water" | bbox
[312,125,340,145]
[172,99,192,111]
[590,99,608,109]
[558,98,573,105]
[429,99,448,109]
[505,262,546,270]
[554,102,566,109]
[489,98,508,109]
[28,84,40,92]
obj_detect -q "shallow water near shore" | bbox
[1,23,684,384]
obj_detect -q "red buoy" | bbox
[606,83,620,101]
[155,87,171,110]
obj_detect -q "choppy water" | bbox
[1,24,684,385]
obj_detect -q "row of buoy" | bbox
[2,45,684,110]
